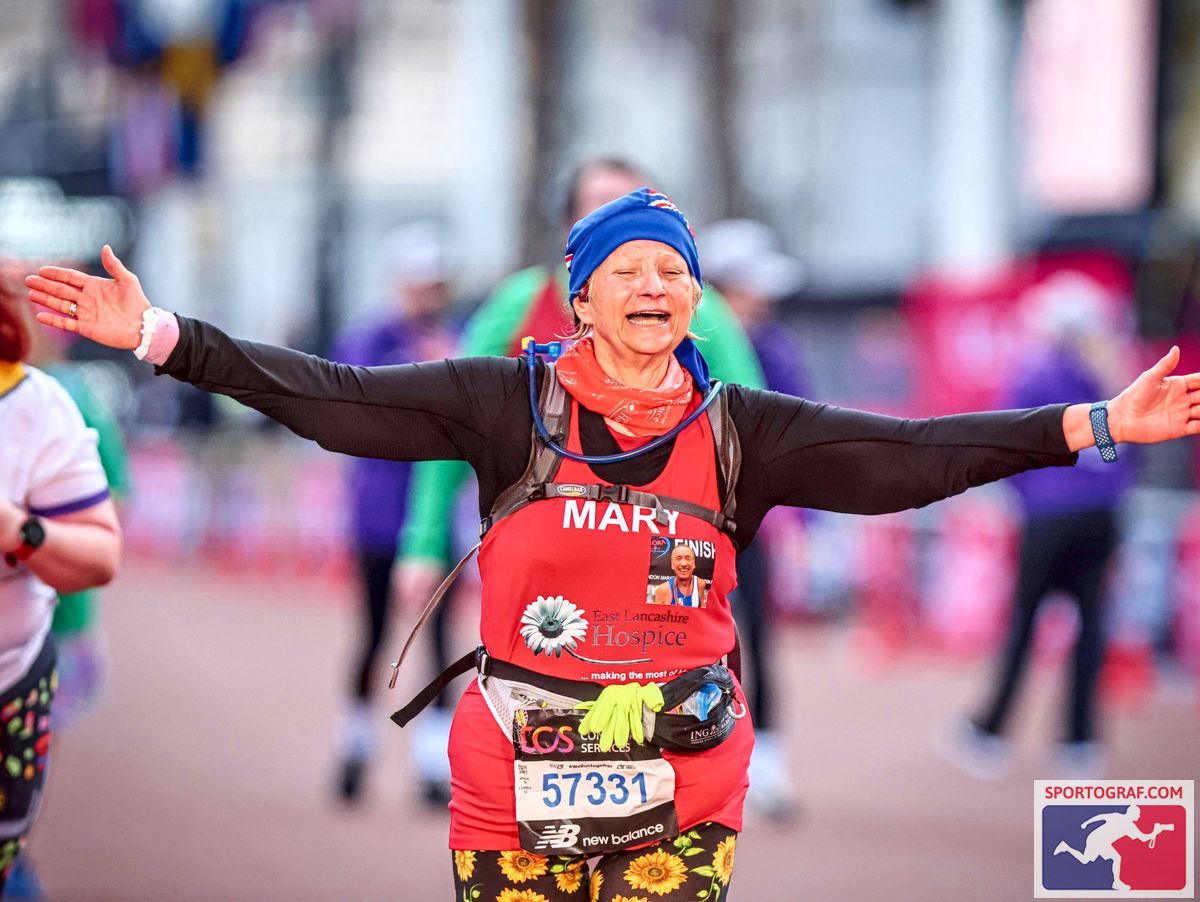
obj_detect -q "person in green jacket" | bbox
[394,158,764,804]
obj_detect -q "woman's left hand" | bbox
[1108,346,1200,444]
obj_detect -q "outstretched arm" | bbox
[26,247,527,464]
[1135,823,1175,845]
[738,347,1200,516]
[738,391,1079,515]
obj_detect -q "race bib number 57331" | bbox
[513,708,677,855]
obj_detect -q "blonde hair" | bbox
[567,275,705,341]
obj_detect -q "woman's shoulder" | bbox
[444,353,531,377]
[435,354,544,401]
[723,383,815,425]
[2,366,92,458]
[15,365,80,413]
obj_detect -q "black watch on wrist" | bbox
[4,516,46,567]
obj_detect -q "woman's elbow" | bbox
[58,559,118,593]
[90,556,119,588]
[84,533,123,588]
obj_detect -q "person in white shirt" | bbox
[0,265,121,891]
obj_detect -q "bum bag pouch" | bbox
[474,652,742,754]
[650,664,742,752]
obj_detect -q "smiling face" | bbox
[573,240,697,370]
[670,545,696,580]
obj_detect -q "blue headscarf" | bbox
[564,187,701,298]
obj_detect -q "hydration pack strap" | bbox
[708,382,741,527]
[486,363,570,529]
[386,541,481,693]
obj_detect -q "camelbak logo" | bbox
[556,484,589,498]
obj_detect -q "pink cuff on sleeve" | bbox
[144,309,180,366]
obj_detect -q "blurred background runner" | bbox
[328,223,459,804]
[941,273,1135,781]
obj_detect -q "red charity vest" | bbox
[447,390,754,850]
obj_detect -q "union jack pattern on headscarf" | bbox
[645,189,696,237]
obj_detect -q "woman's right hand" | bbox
[25,245,150,350]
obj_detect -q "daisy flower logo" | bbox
[518,596,652,664]
[520,596,589,658]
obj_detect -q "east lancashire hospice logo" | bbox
[1035,780,1194,898]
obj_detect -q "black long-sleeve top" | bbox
[158,316,1079,550]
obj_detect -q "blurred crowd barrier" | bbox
[122,433,352,581]
[814,491,1200,688]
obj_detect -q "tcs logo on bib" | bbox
[518,723,576,756]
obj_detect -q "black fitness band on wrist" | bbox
[1089,400,1118,463]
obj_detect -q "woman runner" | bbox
[0,266,122,893]
[25,188,1200,900]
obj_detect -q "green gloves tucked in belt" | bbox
[576,682,665,752]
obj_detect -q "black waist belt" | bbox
[391,646,744,753]
[390,648,482,728]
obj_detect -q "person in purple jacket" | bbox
[948,273,1133,779]
[330,223,459,803]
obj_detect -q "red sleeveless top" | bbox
[447,391,754,850]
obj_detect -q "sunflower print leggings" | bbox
[0,639,55,891]
[452,822,736,902]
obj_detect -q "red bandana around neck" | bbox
[553,337,694,437]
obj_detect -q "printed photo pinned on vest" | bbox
[647,536,715,608]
